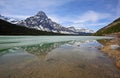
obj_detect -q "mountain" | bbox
[67,26,94,33]
[0,14,19,24]
[17,11,93,35]
[17,11,76,34]
[0,19,66,35]
[0,11,94,35]
[76,28,94,33]
[94,17,120,36]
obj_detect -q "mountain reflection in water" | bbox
[23,41,70,56]
[0,36,119,78]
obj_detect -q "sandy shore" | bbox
[98,33,120,69]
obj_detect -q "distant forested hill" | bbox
[94,17,120,36]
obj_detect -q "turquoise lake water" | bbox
[0,36,119,78]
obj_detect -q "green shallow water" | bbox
[0,36,119,78]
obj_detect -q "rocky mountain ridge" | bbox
[0,11,94,35]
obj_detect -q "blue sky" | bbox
[0,0,120,31]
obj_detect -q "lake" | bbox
[0,36,119,78]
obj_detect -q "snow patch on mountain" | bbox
[0,14,20,24]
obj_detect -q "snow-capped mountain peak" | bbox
[0,11,94,35]
[67,26,94,33]
[0,14,9,20]
[36,11,47,16]
[17,11,94,34]
[0,14,20,24]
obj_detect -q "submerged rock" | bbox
[110,44,120,50]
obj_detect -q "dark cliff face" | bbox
[94,17,120,36]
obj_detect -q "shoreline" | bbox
[98,33,120,69]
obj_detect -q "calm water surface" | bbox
[0,36,119,78]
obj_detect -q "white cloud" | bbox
[74,10,111,23]
[48,14,74,24]
[70,22,108,28]
[47,10,111,31]
[48,10,111,26]
[48,15,60,23]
